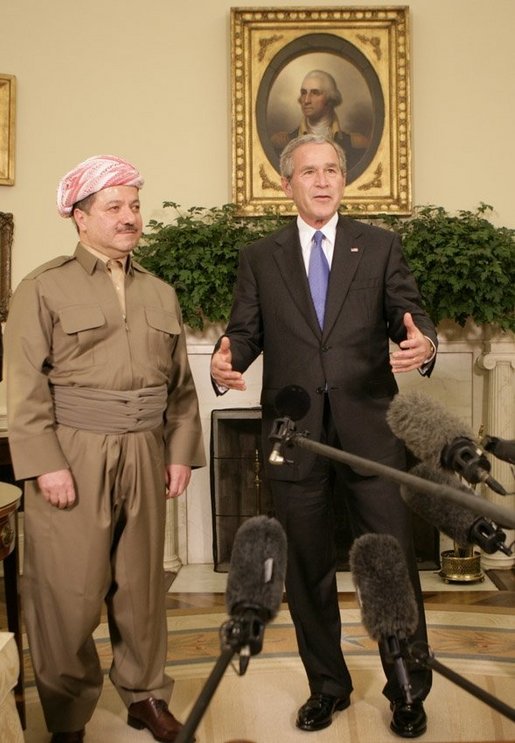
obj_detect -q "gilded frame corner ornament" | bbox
[231,7,411,216]
[0,74,16,186]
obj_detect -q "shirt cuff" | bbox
[423,336,437,364]
[418,337,437,376]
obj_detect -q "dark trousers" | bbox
[270,398,432,702]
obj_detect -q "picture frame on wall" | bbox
[0,74,16,186]
[0,212,13,322]
[231,7,411,216]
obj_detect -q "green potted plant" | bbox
[135,202,289,330]
[381,203,515,334]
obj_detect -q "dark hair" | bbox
[72,192,97,216]
[71,192,97,232]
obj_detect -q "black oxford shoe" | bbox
[296,692,351,731]
[390,699,427,738]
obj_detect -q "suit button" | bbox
[321,345,330,352]
[316,386,325,394]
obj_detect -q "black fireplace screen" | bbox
[210,408,274,571]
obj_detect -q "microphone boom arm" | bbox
[175,610,266,743]
[409,642,515,723]
[284,428,515,529]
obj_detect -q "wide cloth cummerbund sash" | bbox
[52,384,167,433]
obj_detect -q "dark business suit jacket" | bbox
[223,214,437,480]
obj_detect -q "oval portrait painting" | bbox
[256,34,385,185]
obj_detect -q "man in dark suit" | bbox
[211,134,436,738]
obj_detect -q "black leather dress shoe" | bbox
[50,731,85,743]
[128,697,184,742]
[296,692,351,731]
[390,699,427,738]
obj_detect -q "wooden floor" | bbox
[1,568,514,630]
[166,566,514,610]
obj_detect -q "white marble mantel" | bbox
[164,320,515,570]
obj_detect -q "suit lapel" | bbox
[323,215,364,337]
[273,222,320,334]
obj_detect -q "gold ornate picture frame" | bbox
[231,7,411,216]
[0,74,16,186]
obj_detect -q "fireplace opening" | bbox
[210,408,439,572]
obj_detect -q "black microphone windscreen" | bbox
[274,385,311,421]
[225,515,287,621]
[401,463,483,547]
[349,533,418,641]
[386,391,474,468]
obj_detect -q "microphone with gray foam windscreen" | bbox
[175,515,287,743]
[401,463,512,554]
[349,533,418,704]
[224,515,287,671]
[225,514,287,622]
[386,391,506,495]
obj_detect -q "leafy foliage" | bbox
[381,204,515,332]
[135,201,514,333]
[135,202,289,329]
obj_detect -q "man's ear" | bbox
[73,208,86,231]
[281,176,292,198]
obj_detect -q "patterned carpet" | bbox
[22,600,515,742]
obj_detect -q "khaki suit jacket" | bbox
[5,243,205,480]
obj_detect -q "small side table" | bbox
[0,482,24,729]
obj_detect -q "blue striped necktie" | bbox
[308,230,329,328]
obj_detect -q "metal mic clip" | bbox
[268,416,296,465]
[443,437,507,495]
[469,518,512,556]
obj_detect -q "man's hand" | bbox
[390,312,434,373]
[37,469,76,508]
[165,464,192,499]
[210,336,246,391]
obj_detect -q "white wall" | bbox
[1,0,514,288]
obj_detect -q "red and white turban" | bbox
[57,154,144,217]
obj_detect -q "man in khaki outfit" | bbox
[4,155,206,743]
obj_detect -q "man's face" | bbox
[299,76,332,123]
[281,142,345,228]
[73,185,143,259]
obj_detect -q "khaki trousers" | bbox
[23,425,173,732]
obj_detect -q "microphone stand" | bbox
[175,608,266,743]
[271,419,515,529]
[408,642,515,723]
